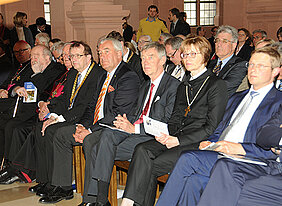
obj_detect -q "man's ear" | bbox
[272,67,281,78]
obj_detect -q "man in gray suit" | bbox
[80,42,180,206]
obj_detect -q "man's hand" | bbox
[271,148,281,155]
[41,117,58,136]
[0,89,8,98]
[73,125,91,143]
[214,140,246,156]
[199,141,212,150]
[38,101,50,120]
[14,86,28,98]
[155,133,180,149]
[113,114,135,133]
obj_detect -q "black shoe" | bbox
[95,201,111,206]
[38,186,73,204]
[0,175,21,184]
[36,184,54,197]
[78,202,96,206]
[0,168,10,180]
[29,183,46,193]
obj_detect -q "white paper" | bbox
[99,123,129,134]
[143,116,169,137]
[219,153,267,166]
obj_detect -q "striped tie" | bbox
[93,73,110,125]
[213,61,222,76]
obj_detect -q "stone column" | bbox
[66,0,129,60]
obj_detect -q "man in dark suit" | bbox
[0,44,64,166]
[168,8,191,36]
[39,38,140,204]
[208,25,248,97]
[156,46,281,206]
[29,17,52,41]
[197,107,281,206]
[78,42,180,205]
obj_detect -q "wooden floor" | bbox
[0,182,123,206]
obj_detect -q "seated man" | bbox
[81,42,180,205]
[197,107,281,206]
[156,46,281,206]
[121,36,229,206]
[38,37,140,204]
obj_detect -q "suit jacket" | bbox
[208,55,248,97]
[126,49,148,84]
[168,69,228,147]
[235,43,253,61]
[208,86,282,159]
[10,26,34,48]
[129,72,180,134]
[28,24,52,40]
[79,61,140,131]
[170,20,191,36]
[48,63,105,123]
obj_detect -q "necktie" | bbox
[171,23,175,33]
[135,83,155,124]
[213,61,222,76]
[278,80,282,91]
[93,73,110,125]
[219,91,259,141]
[75,73,82,91]
[174,65,182,80]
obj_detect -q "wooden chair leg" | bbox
[109,165,118,206]
[73,146,82,194]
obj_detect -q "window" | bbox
[184,0,216,26]
[44,0,50,25]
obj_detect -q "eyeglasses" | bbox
[55,54,63,62]
[13,48,29,54]
[180,52,200,59]
[247,62,272,70]
[167,49,178,60]
[69,54,85,59]
[214,38,234,44]
[138,40,150,45]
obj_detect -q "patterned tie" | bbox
[213,61,222,76]
[134,83,155,124]
[75,73,82,91]
[219,91,259,141]
[278,80,282,91]
[93,73,110,125]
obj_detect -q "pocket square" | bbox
[108,85,115,93]
[154,96,160,103]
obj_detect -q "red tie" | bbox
[135,83,155,124]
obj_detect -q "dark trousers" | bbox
[155,150,218,206]
[198,158,282,206]
[51,125,102,191]
[86,128,152,203]
[123,140,199,206]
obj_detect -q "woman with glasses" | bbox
[120,36,228,206]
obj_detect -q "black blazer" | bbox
[10,27,34,48]
[126,49,149,84]
[170,20,191,36]
[129,72,180,134]
[79,61,140,131]
[208,55,248,97]
[235,43,253,61]
[28,24,52,40]
[168,69,228,147]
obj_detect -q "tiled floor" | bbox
[0,182,123,206]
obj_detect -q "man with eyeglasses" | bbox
[252,29,267,47]
[38,38,140,204]
[137,35,152,54]
[208,25,248,97]
[164,36,186,81]
[50,41,65,65]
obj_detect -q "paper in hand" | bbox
[143,116,169,137]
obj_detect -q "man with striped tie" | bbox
[39,38,140,204]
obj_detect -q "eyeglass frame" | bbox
[13,48,29,54]
[167,49,178,60]
[180,52,201,59]
[247,62,272,70]
[69,54,86,60]
[214,38,234,44]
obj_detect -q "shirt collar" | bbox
[108,61,122,78]
[151,71,164,87]
[79,62,91,77]
[146,17,156,22]
[249,82,274,96]
[218,54,234,68]
[123,48,130,62]
[190,67,207,80]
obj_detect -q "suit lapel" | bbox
[134,81,150,120]
[218,55,237,78]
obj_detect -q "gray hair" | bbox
[35,32,50,47]
[50,41,65,54]
[215,25,238,43]
[98,37,123,56]
[139,35,152,42]
[253,29,267,38]
[33,45,52,61]
[141,42,166,60]
[164,37,183,50]
[160,33,173,42]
